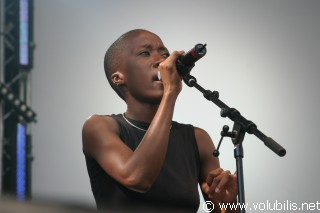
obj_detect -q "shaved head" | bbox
[104,29,155,101]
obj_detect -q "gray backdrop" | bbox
[31,0,320,212]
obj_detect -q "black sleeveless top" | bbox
[84,114,201,212]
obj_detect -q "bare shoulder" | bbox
[82,114,118,132]
[82,114,119,152]
[193,126,216,162]
[194,127,215,149]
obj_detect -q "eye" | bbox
[139,51,150,56]
[162,53,170,59]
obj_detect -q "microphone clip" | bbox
[213,125,238,157]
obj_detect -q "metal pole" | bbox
[0,0,6,195]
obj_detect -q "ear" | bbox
[111,71,125,86]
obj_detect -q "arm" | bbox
[195,127,239,213]
[82,51,184,193]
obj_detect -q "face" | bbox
[119,30,169,104]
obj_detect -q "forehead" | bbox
[126,31,166,51]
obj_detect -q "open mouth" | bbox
[153,72,162,81]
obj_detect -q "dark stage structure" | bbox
[0,0,36,201]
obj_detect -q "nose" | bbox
[153,53,166,68]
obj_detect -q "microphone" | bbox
[157,43,207,80]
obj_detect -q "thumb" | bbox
[201,182,209,194]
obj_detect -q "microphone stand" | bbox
[182,74,286,213]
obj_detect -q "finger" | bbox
[231,173,238,186]
[215,170,232,193]
[207,172,225,195]
[201,182,210,194]
[162,50,184,65]
[207,177,219,195]
[172,50,185,57]
[206,168,223,186]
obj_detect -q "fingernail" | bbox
[215,188,220,193]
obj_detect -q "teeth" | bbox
[157,72,162,81]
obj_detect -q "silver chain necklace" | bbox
[122,113,147,132]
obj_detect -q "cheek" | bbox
[125,62,150,87]
[126,70,145,87]
[125,59,144,78]
[125,67,148,94]
[125,72,164,102]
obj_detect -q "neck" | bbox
[125,100,159,123]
